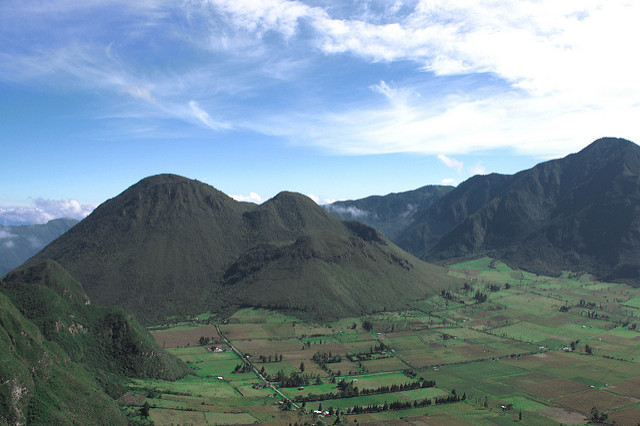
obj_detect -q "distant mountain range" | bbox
[326,137,640,284]
[0,218,78,276]
[24,174,460,324]
[325,185,453,241]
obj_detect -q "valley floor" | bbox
[122,258,640,425]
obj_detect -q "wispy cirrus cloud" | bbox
[188,100,230,130]
[438,154,464,173]
[192,0,640,157]
[1,0,638,160]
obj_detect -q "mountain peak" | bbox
[575,137,636,159]
[415,137,640,283]
[26,175,458,323]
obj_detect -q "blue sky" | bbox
[1,0,639,224]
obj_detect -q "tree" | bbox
[585,344,593,355]
[140,401,150,418]
[300,361,305,372]
[590,406,608,422]
[362,320,373,331]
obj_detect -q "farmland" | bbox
[124,258,640,424]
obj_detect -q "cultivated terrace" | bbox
[123,258,640,425]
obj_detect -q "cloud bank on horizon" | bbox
[1,0,638,222]
[0,199,95,226]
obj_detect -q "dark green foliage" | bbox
[590,407,608,423]
[0,218,77,276]
[26,174,461,324]
[2,260,190,390]
[473,290,487,303]
[0,290,126,425]
[362,320,374,331]
[140,401,150,418]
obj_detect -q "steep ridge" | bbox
[2,260,190,394]
[423,138,640,283]
[397,173,512,258]
[0,288,126,425]
[26,174,460,323]
[325,185,453,240]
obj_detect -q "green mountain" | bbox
[0,289,126,425]
[25,174,460,324]
[397,138,640,284]
[0,218,78,276]
[325,185,453,240]
[2,260,190,393]
[397,173,511,258]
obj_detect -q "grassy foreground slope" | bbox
[2,260,190,396]
[0,290,126,425]
[26,174,461,324]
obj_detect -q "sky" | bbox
[1,0,639,225]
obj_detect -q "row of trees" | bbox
[294,378,437,403]
[257,353,283,363]
[342,391,465,415]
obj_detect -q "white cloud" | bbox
[2,0,638,160]
[0,229,17,239]
[441,178,456,185]
[324,204,370,218]
[188,100,229,130]
[4,240,15,249]
[34,198,95,220]
[438,154,464,173]
[201,0,315,39]
[306,194,342,206]
[207,0,640,157]
[0,199,95,225]
[470,162,487,176]
[230,192,263,204]
[122,85,157,104]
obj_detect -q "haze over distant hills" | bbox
[0,218,78,276]
[324,185,453,241]
[328,138,640,285]
[25,174,460,324]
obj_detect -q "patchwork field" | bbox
[121,257,640,424]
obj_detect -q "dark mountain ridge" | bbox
[406,137,640,283]
[325,185,453,240]
[25,174,460,323]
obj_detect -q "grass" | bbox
[122,258,640,424]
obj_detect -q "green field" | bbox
[120,259,640,424]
